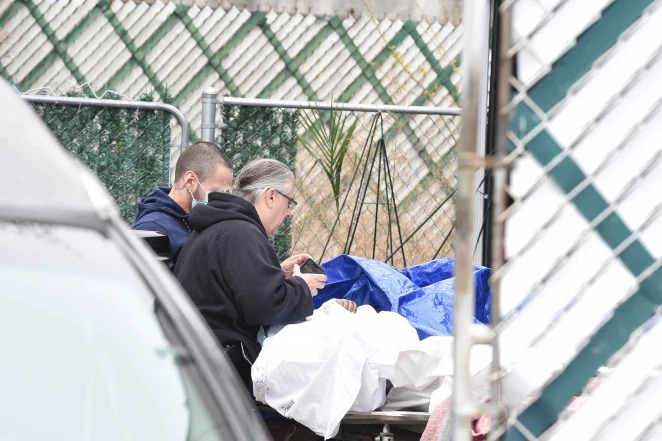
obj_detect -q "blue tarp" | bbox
[314,255,492,339]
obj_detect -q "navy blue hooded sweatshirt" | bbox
[174,192,313,368]
[133,186,189,264]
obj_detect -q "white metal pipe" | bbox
[451,0,491,440]
[487,2,514,439]
[201,87,218,143]
[22,94,190,151]
[219,96,461,116]
[473,10,492,267]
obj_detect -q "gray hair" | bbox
[234,158,294,204]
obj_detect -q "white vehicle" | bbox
[0,78,272,441]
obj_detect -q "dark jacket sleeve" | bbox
[133,212,189,263]
[132,218,164,232]
[217,222,314,326]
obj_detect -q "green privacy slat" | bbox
[333,18,454,169]
[529,0,655,113]
[19,4,102,90]
[398,141,458,210]
[526,130,659,281]
[18,0,88,90]
[408,27,460,104]
[503,3,660,430]
[409,53,461,107]
[0,0,21,84]
[337,21,410,103]
[383,115,434,167]
[510,0,655,142]
[504,128,662,440]
[0,1,23,27]
[99,0,169,98]
[379,52,462,170]
[372,34,461,176]
[258,15,319,102]
[257,21,334,99]
[171,5,257,104]
[256,16,432,172]
[508,292,657,441]
[60,4,103,45]
[0,60,10,81]
[333,18,450,168]
[335,15,439,170]
[331,16,394,105]
[136,11,181,60]
[19,51,59,91]
[580,190,657,279]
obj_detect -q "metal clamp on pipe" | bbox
[471,323,496,345]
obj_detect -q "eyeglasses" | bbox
[275,189,298,211]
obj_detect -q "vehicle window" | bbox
[0,223,229,441]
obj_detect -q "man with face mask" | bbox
[132,141,233,265]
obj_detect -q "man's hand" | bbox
[335,299,358,313]
[292,263,326,296]
[281,253,312,278]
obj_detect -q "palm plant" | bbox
[298,108,358,211]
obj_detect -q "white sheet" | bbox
[252,300,491,439]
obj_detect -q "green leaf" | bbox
[298,107,357,211]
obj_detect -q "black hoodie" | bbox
[174,192,313,364]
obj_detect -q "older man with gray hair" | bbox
[175,158,327,391]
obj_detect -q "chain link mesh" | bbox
[489,0,662,439]
[28,92,182,223]
[219,104,460,266]
[0,1,462,142]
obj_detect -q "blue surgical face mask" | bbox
[189,177,208,209]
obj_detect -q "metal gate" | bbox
[24,93,189,222]
[200,89,468,267]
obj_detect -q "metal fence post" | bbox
[487,2,513,437]
[201,87,218,143]
[451,0,491,439]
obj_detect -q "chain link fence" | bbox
[0,0,463,144]
[214,97,462,267]
[26,91,189,223]
[487,0,662,440]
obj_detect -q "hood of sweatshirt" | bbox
[188,192,267,237]
[135,186,187,221]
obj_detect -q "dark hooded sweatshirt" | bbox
[133,186,189,264]
[174,192,313,377]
